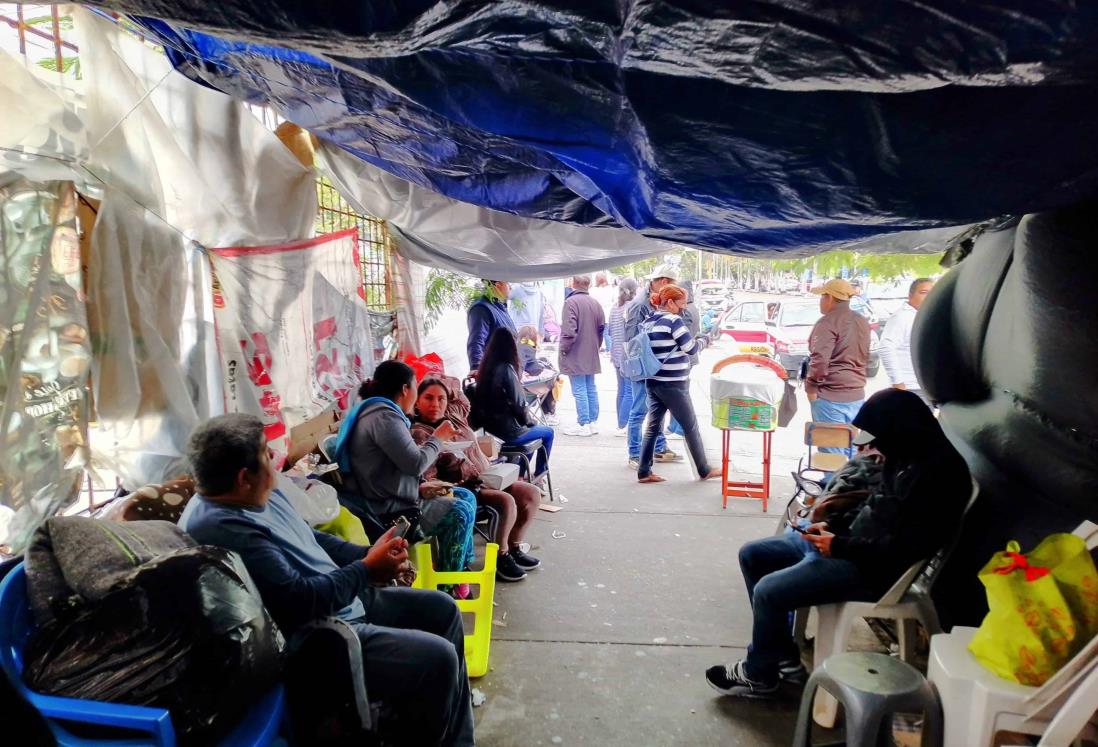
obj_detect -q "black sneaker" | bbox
[779,657,808,685]
[705,661,779,698]
[496,552,527,582]
[510,548,541,570]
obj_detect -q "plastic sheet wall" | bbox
[0,10,318,547]
[109,1,1098,255]
[0,179,89,553]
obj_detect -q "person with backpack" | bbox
[623,264,683,469]
[636,285,721,484]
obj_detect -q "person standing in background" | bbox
[623,264,683,468]
[666,280,700,441]
[508,281,545,337]
[467,280,516,371]
[608,278,639,436]
[559,275,606,436]
[591,272,616,352]
[879,278,935,407]
[805,279,870,459]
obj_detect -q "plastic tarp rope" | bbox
[96,1,1098,255]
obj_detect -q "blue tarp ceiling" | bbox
[86,1,1098,255]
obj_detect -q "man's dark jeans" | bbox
[739,533,876,683]
[349,586,474,745]
[638,380,710,478]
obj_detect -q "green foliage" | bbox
[423,269,480,332]
[36,56,81,78]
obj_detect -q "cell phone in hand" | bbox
[787,520,808,534]
[391,515,412,540]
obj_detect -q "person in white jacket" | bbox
[879,278,935,406]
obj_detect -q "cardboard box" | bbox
[480,462,519,490]
[477,433,501,460]
[285,406,335,463]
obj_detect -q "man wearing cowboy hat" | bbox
[805,278,871,457]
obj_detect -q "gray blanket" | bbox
[25,516,195,626]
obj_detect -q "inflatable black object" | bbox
[914,201,1098,628]
[23,546,284,745]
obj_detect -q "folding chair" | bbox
[800,421,856,477]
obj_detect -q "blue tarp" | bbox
[92,1,1098,254]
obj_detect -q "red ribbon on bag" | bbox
[995,552,1051,582]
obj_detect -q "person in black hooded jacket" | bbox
[706,388,971,699]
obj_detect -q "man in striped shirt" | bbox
[637,286,720,483]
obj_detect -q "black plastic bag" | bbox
[23,546,284,745]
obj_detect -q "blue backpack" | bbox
[621,319,662,381]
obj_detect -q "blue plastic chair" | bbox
[0,563,285,746]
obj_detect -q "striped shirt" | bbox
[647,311,701,381]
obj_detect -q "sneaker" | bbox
[705,661,779,698]
[510,548,541,570]
[614,427,628,437]
[778,657,808,685]
[627,458,640,470]
[543,414,560,426]
[496,553,528,582]
[654,449,683,462]
[562,424,593,437]
[665,431,685,441]
[588,423,600,435]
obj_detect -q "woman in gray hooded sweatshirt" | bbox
[334,360,477,581]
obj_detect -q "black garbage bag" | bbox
[23,546,285,745]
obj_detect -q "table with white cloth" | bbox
[710,359,787,510]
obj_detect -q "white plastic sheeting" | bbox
[317,142,673,281]
[0,10,317,541]
[209,230,377,465]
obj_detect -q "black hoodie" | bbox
[828,389,971,591]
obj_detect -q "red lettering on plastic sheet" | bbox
[241,332,274,386]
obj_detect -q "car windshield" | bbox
[779,304,821,327]
[699,286,723,296]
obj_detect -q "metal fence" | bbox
[315,177,393,310]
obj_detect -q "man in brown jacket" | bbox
[559,274,606,437]
[806,278,870,458]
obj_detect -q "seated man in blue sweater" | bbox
[179,414,474,746]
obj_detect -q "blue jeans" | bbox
[569,374,600,426]
[504,425,555,476]
[668,417,684,436]
[810,397,864,459]
[615,369,633,429]
[739,533,875,683]
[639,380,711,478]
[627,378,667,459]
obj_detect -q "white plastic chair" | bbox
[928,520,1098,747]
[808,479,981,727]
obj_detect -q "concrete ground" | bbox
[468,313,894,747]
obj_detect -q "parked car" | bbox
[848,294,881,336]
[696,279,732,314]
[716,299,880,379]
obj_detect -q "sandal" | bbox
[638,474,667,484]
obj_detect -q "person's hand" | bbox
[805,386,818,402]
[363,526,409,582]
[803,528,835,557]
[419,480,453,499]
[805,521,829,534]
[891,383,907,390]
[433,420,459,442]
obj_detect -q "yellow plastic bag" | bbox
[969,534,1098,686]
[315,505,371,546]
